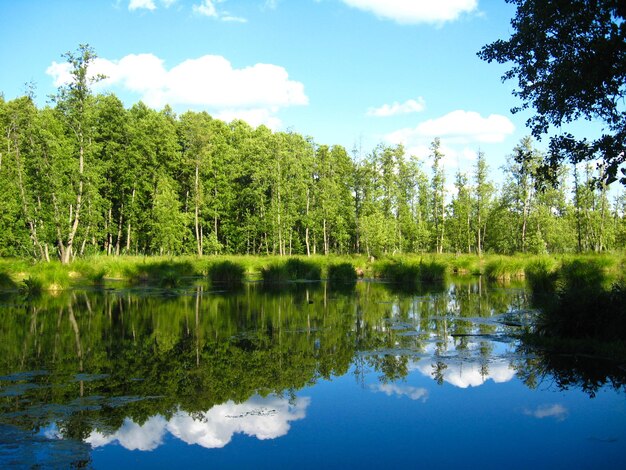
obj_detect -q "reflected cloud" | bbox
[86,395,309,451]
[524,404,568,421]
[373,383,429,402]
[413,359,515,388]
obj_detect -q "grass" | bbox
[525,256,626,354]
[208,260,245,287]
[327,262,357,284]
[261,258,322,284]
[484,256,527,281]
[0,252,623,293]
[372,257,448,286]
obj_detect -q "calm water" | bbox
[0,279,624,468]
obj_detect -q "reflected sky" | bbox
[82,395,310,451]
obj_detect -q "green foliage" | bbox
[528,257,626,344]
[524,256,559,292]
[373,257,448,286]
[0,272,18,290]
[126,260,199,287]
[327,262,357,283]
[478,0,626,185]
[208,260,245,287]
[261,257,322,284]
[25,262,71,291]
[484,256,526,281]
[1,47,626,260]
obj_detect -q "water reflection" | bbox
[411,358,516,388]
[84,394,309,450]
[0,279,624,465]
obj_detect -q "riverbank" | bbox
[0,252,623,292]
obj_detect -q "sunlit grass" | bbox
[208,260,245,287]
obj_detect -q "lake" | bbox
[0,279,624,468]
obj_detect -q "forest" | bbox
[1,47,625,263]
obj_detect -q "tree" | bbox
[448,170,472,254]
[501,136,543,252]
[473,150,493,256]
[430,138,446,253]
[50,44,103,263]
[478,0,626,185]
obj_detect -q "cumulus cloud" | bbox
[193,0,218,17]
[192,0,247,22]
[129,0,156,11]
[46,53,307,129]
[340,0,478,24]
[524,404,568,421]
[367,98,425,117]
[413,359,516,388]
[169,396,310,448]
[86,395,310,451]
[86,416,167,451]
[386,110,515,146]
[373,383,429,402]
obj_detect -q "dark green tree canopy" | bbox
[478,0,626,185]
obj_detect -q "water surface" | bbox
[0,280,624,468]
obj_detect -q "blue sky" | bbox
[1,0,530,180]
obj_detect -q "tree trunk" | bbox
[115,205,123,256]
[305,187,311,257]
[62,140,85,264]
[195,162,202,255]
[126,186,136,253]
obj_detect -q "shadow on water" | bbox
[514,345,626,398]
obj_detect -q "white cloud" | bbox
[193,0,218,17]
[373,383,429,401]
[367,98,425,117]
[86,415,167,450]
[86,395,310,451]
[413,359,516,388]
[386,110,515,146]
[524,404,568,421]
[222,15,248,23]
[192,0,247,22]
[129,0,157,11]
[341,0,478,24]
[46,53,307,129]
[169,396,310,448]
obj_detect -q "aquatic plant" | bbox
[530,258,626,345]
[373,258,447,286]
[0,272,18,291]
[524,257,559,292]
[327,262,357,283]
[262,258,322,284]
[484,256,525,281]
[208,260,246,287]
[24,262,71,292]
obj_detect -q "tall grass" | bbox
[372,257,448,286]
[261,257,322,284]
[327,262,357,286]
[484,256,526,281]
[527,257,626,345]
[208,260,245,288]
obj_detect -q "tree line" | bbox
[1,46,625,262]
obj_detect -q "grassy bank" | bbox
[0,252,624,293]
[524,254,626,356]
